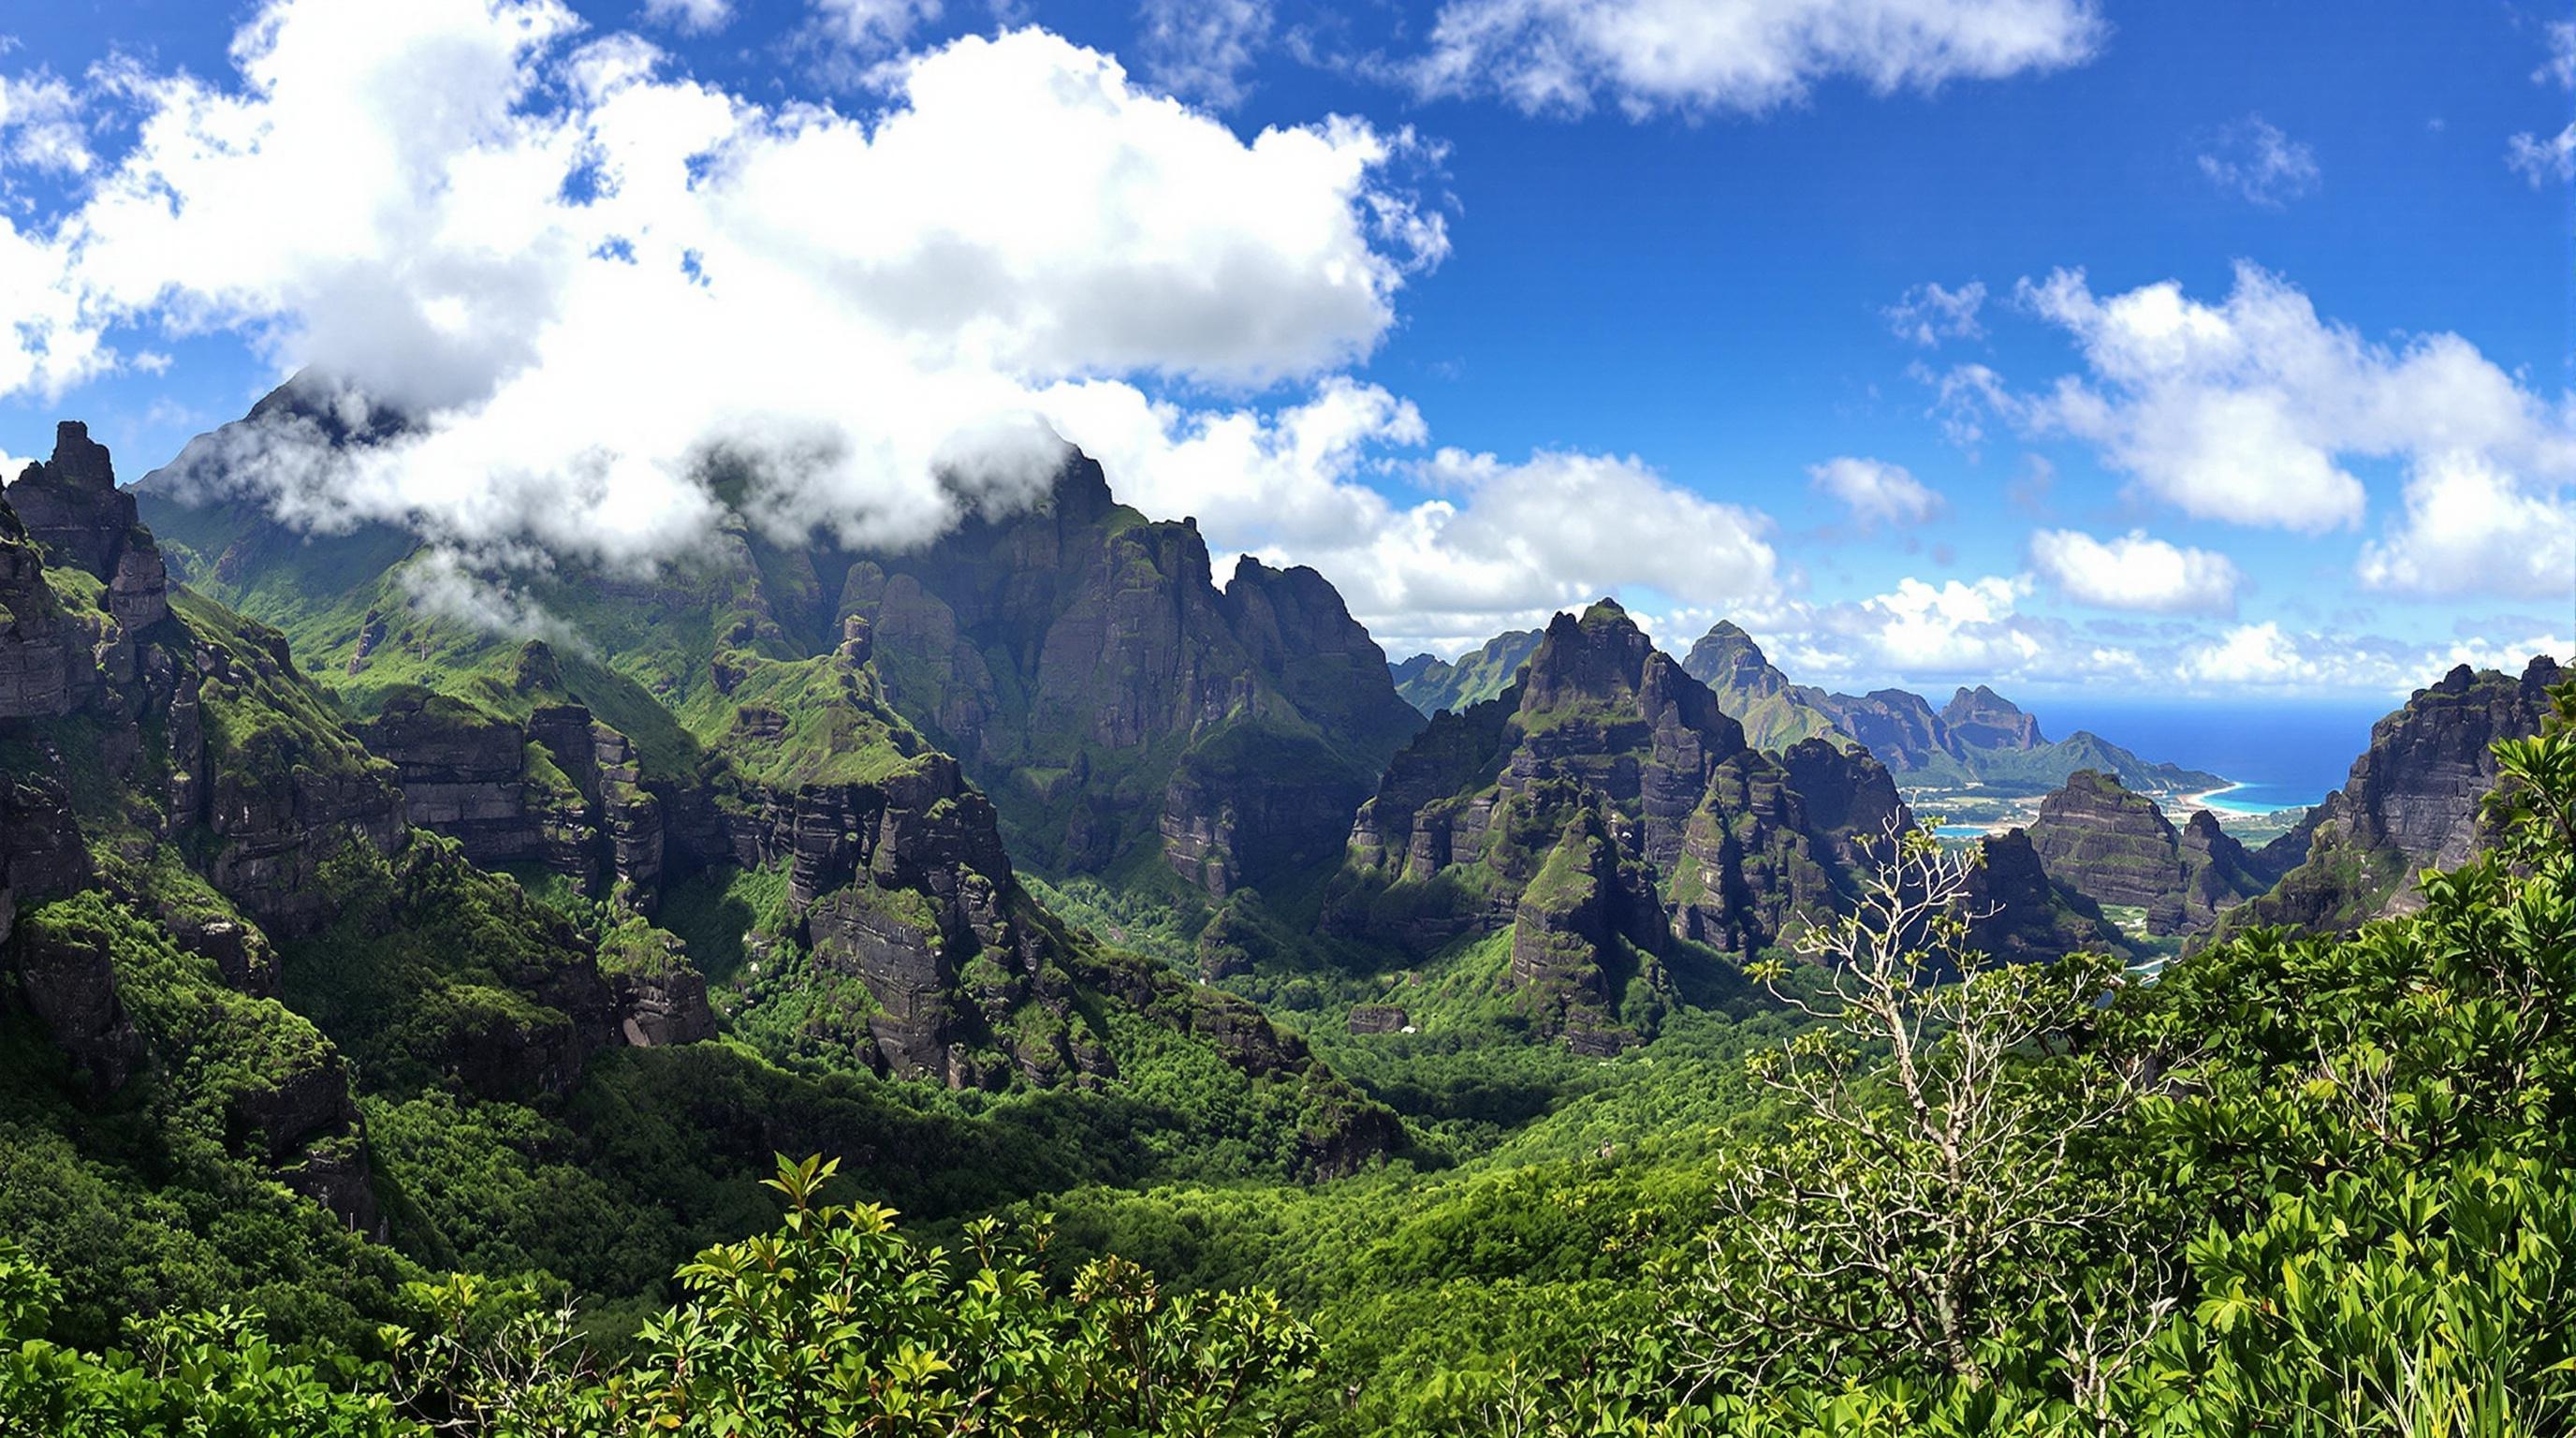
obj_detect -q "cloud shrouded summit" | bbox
[10,0,1444,560]
[0,0,1808,651]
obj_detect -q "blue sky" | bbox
[0,0,2569,698]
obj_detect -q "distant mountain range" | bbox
[1397,618,2227,796]
[1387,630,1544,718]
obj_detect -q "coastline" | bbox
[2172,781,2243,813]
[1924,776,2319,844]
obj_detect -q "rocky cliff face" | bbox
[0,426,402,1230]
[0,420,729,1233]
[1940,685,2044,751]
[2027,770,2263,935]
[1827,690,1961,772]
[0,497,78,720]
[1963,829,2130,963]
[1335,600,1907,1049]
[359,659,670,905]
[3,423,406,936]
[826,455,1422,898]
[2232,658,2567,934]
[133,390,1402,1160]
[7,421,170,635]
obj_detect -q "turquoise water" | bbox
[2023,698,2391,814]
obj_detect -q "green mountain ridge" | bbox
[1389,628,1544,716]
[0,418,1402,1357]
[142,378,1425,920]
[9,394,2576,1436]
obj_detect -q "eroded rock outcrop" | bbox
[359,667,671,906]
[2230,658,2567,934]
[1335,600,1910,1049]
[0,498,78,720]
[0,418,714,1237]
[2027,770,2265,936]
[1964,829,2130,963]
[7,422,170,636]
[824,455,1423,897]
[11,915,144,1097]
[1508,811,1665,1053]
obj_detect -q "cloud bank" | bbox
[1941,263,2576,601]
[2027,528,2240,615]
[1410,0,2105,117]
[1809,455,1942,528]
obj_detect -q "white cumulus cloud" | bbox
[7,4,1446,566]
[2,0,1785,655]
[2355,450,2576,601]
[1808,455,1942,527]
[2028,527,2241,615]
[2186,621,2300,685]
[1409,0,2106,118]
[1981,264,2576,579]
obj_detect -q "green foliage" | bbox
[279,837,594,1095]
[617,1154,1319,1436]
[0,1159,1317,1438]
[0,1242,411,1438]
[1446,679,2576,1436]
[0,895,413,1353]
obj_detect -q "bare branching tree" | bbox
[1668,818,2163,1396]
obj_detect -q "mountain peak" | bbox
[1524,600,1661,712]
[5,418,163,604]
[45,421,116,490]
[1683,619,1775,677]
[1575,595,1630,627]
[1044,448,1118,528]
[1941,682,2044,750]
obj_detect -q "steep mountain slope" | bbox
[1675,622,1846,752]
[139,378,1422,905]
[2228,656,2566,934]
[1391,629,1544,717]
[6,415,1404,1348]
[1676,620,2223,793]
[811,455,1425,898]
[2026,770,2265,935]
[1960,829,2134,962]
[1330,600,1906,1051]
[0,423,678,1338]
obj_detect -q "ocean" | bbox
[2023,698,2393,815]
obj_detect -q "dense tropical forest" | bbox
[3,414,2572,1435]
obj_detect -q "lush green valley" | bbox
[6,417,2573,1435]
